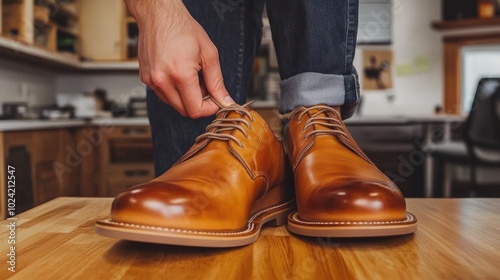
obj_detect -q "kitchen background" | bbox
[1,0,500,218]
[2,1,500,116]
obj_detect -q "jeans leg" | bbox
[147,0,265,176]
[266,0,360,119]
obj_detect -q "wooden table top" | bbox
[1,197,499,279]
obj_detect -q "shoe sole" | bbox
[95,199,296,248]
[287,211,417,237]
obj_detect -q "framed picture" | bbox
[362,49,393,91]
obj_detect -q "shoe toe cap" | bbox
[111,182,195,226]
[110,181,247,231]
[298,180,407,222]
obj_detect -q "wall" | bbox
[55,73,145,105]
[355,0,443,116]
[0,56,57,114]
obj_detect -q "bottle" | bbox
[478,0,495,18]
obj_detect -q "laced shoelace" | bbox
[195,101,255,148]
[293,105,348,140]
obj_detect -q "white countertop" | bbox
[345,114,465,125]
[0,119,87,132]
[0,115,465,132]
[0,117,150,132]
[90,117,150,126]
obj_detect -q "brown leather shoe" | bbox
[285,105,417,237]
[95,102,295,247]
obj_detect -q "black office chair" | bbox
[432,78,500,197]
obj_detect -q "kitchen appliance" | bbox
[56,93,97,119]
[2,102,28,119]
[128,97,147,117]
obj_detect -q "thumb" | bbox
[201,47,235,107]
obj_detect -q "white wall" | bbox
[356,0,443,116]
[55,73,145,105]
[0,57,57,113]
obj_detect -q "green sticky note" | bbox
[396,63,414,76]
[414,55,430,74]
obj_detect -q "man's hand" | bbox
[126,0,235,118]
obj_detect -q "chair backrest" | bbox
[464,78,500,163]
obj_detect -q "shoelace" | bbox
[293,105,348,140]
[195,101,255,148]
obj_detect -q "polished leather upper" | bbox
[285,106,407,222]
[111,104,290,231]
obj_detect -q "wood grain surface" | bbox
[1,198,499,279]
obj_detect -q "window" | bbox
[462,45,500,113]
[358,0,392,44]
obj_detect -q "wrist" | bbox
[125,0,185,24]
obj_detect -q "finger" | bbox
[201,44,235,107]
[150,83,188,117]
[174,70,219,118]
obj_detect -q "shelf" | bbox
[0,35,80,67]
[79,61,139,71]
[0,35,139,71]
[431,17,500,30]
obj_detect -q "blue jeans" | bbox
[148,0,360,176]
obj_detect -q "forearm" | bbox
[125,0,186,26]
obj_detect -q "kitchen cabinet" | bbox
[0,128,79,219]
[0,122,155,219]
[32,129,79,205]
[1,0,140,69]
[79,0,133,61]
[1,0,34,44]
[97,125,154,197]
[1,0,80,55]
[0,131,33,219]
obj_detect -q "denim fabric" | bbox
[266,0,359,117]
[148,0,359,176]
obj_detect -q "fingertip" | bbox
[222,95,236,106]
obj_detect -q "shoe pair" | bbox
[96,102,417,247]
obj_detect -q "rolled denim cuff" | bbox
[279,72,359,119]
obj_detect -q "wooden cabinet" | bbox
[79,0,138,61]
[1,0,34,44]
[0,128,79,218]
[1,0,80,54]
[76,127,100,197]
[98,126,154,197]
[79,0,126,61]
[0,124,154,219]
[0,131,34,219]
[31,130,61,205]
